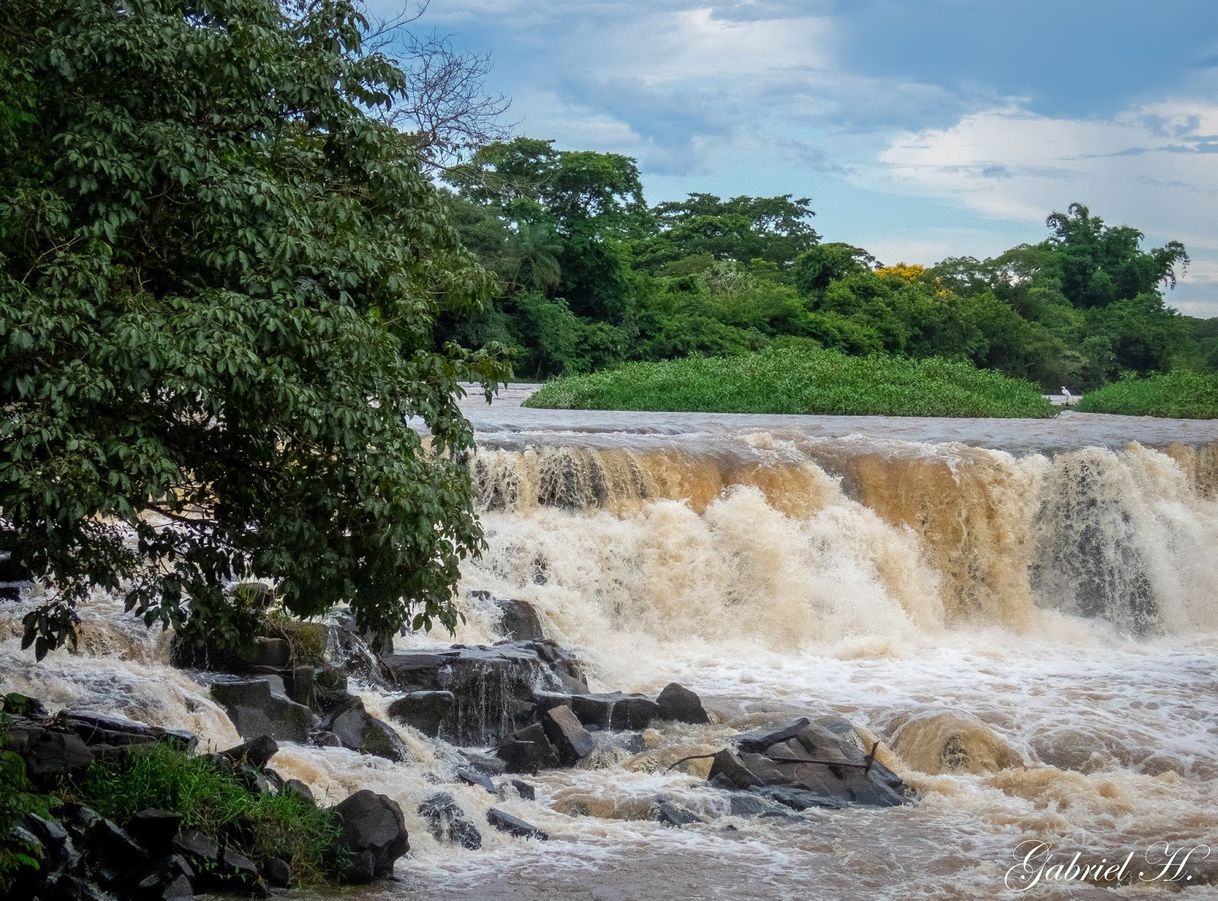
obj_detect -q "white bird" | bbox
[1061,386,1073,405]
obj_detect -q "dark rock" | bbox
[726,793,791,818]
[230,763,271,796]
[87,818,147,870]
[508,779,536,801]
[515,639,588,692]
[263,857,291,888]
[540,705,595,765]
[323,697,408,762]
[55,710,197,753]
[3,692,48,717]
[495,723,559,774]
[753,785,845,811]
[334,790,409,884]
[418,792,483,850]
[459,750,507,776]
[161,873,194,899]
[218,846,266,895]
[44,873,112,901]
[534,691,659,730]
[125,809,182,856]
[654,799,704,827]
[386,690,455,738]
[591,731,647,756]
[0,585,20,602]
[493,598,545,641]
[325,613,394,685]
[282,779,315,806]
[210,679,314,743]
[60,803,102,834]
[7,724,95,785]
[0,550,31,582]
[220,735,278,769]
[456,767,496,794]
[730,718,812,753]
[486,808,548,841]
[656,683,711,724]
[707,749,764,790]
[312,730,342,748]
[287,665,317,707]
[171,828,220,867]
[382,641,587,745]
[251,637,291,668]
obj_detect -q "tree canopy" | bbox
[0,0,505,657]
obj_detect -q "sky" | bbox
[380,0,1218,317]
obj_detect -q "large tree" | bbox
[0,0,505,657]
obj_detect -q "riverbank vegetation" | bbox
[1077,371,1218,419]
[525,347,1055,418]
[437,140,1215,408]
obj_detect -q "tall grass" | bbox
[524,347,1055,418]
[1077,371,1218,419]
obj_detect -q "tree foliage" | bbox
[0,0,506,656]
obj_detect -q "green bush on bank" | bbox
[1076,371,1218,419]
[56,744,348,885]
[523,347,1056,418]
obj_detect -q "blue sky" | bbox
[384,1,1218,316]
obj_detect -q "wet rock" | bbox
[251,637,291,668]
[383,644,570,746]
[753,785,845,811]
[125,809,182,856]
[534,691,659,730]
[495,723,559,774]
[514,639,588,692]
[418,792,483,850]
[654,798,704,827]
[5,723,94,785]
[160,873,195,899]
[591,731,647,756]
[459,750,507,776]
[217,846,266,895]
[56,710,197,752]
[334,790,410,884]
[282,779,315,806]
[87,817,147,870]
[486,808,548,841]
[540,705,595,765]
[707,749,764,790]
[220,735,278,769]
[456,767,496,794]
[493,598,545,641]
[312,730,342,748]
[3,692,47,717]
[507,779,536,801]
[387,690,455,737]
[730,717,813,753]
[263,857,291,888]
[171,827,221,873]
[0,549,31,582]
[210,679,314,743]
[45,873,112,901]
[323,697,408,762]
[726,793,792,818]
[286,665,317,707]
[656,683,711,724]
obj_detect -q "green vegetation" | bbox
[1077,372,1218,419]
[440,138,1210,402]
[0,735,51,892]
[0,0,508,656]
[57,744,348,884]
[524,347,1056,418]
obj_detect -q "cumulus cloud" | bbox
[870,101,1218,251]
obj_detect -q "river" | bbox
[3,389,1217,898]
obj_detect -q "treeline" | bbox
[435,137,1215,390]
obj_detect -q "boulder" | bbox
[486,808,548,841]
[3,693,47,717]
[456,767,496,795]
[386,690,455,738]
[707,749,764,790]
[730,717,813,753]
[540,705,595,766]
[323,697,408,762]
[495,723,559,774]
[534,691,659,731]
[251,637,291,668]
[282,779,315,806]
[4,722,94,784]
[124,809,182,856]
[55,710,197,752]
[654,798,704,827]
[220,735,278,769]
[381,640,587,745]
[493,598,545,641]
[263,857,292,888]
[334,790,409,884]
[754,785,845,811]
[656,683,711,724]
[210,679,314,743]
[418,792,483,850]
[507,779,536,801]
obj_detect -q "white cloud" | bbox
[870,101,1218,252]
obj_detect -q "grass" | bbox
[524,347,1056,418]
[1077,371,1218,419]
[55,744,348,884]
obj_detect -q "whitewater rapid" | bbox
[4,390,1218,898]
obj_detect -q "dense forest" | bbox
[436,137,1214,391]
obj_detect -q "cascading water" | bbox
[3,394,1218,898]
